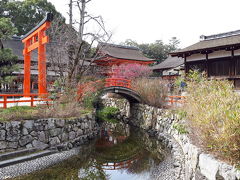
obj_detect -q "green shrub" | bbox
[173,123,188,134]
[97,107,119,123]
[82,92,99,109]
[184,71,240,164]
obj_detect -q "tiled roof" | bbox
[98,43,154,62]
[2,38,39,61]
[150,56,183,70]
[171,31,240,55]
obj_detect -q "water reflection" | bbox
[17,122,170,180]
[77,122,168,180]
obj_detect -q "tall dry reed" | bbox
[185,78,240,164]
[133,78,168,108]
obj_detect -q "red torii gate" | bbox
[22,13,53,95]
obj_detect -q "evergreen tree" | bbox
[0,0,64,35]
[122,37,180,63]
[0,17,18,86]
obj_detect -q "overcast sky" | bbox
[48,0,240,48]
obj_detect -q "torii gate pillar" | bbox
[22,13,53,95]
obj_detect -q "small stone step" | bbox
[0,150,57,168]
[0,148,36,161]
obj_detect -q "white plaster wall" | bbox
[186,53,205,62]
[234,49,240,56]
[208,50,231,59]
[0,97,52,108]
[187,50,232,62]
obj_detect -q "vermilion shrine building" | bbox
[94,43,154,66]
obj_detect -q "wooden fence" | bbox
[0,94,52,109]
[105,78,131,89]
[165,95,186,107]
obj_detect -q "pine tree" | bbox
[0,17,18,89]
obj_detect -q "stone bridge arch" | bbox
[102,86,142,104]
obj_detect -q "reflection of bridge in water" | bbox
[96,129,129,148]
[95,126,140,170]
[101,156,139,170]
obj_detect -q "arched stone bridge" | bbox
[103,78,142,103]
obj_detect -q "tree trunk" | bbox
[69,0,73,26]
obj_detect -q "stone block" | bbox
[32,140,48,150]
[69,131,76,140]
[73,126,78,132]
[76,129,83,137]
[23,120,34,130]
[47,119,55,129]
[0,122,5,129]
[6,129,20,142]
[49,137,60,146]
[218,163,238,180]
[55,119,65,127]
[0,141,7,150]
[49,128,62,137]
[199,154,219,180]
[22,127,28,135]
[26,143,33,149]
[0,129,6,141]
[33,123,44,131]
[60,133,69,142]
[30,131,37,137]
[38,131,47,143]
[11,121,21,128]
[8,142,18,149]
[19,135,33,146]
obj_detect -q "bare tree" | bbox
[48,0,111,87]
[69,0,73,27]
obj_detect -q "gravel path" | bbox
[150,155,181,180]
[0,148,80,179]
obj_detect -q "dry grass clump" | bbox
[185,77,240,164]
[38,89,87,119]
[133,78,168,108]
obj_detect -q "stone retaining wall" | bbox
[102,98,130,117]
[0,113,99,152]
[103,98,240,180]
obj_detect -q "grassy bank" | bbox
[0,106,39,122]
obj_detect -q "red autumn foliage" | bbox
[77,80,104,100]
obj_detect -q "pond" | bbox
[15,122,174,180]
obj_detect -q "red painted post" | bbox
[22,18,51,96]
[30,96,34,107]
[3,96,7,109]
[38,30,47,95]
[23,40,31,95]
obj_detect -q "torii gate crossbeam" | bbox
[21,13,53,95]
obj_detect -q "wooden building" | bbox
[170,30,240,88]
[94,43,154,66]
[151,56,184,80]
